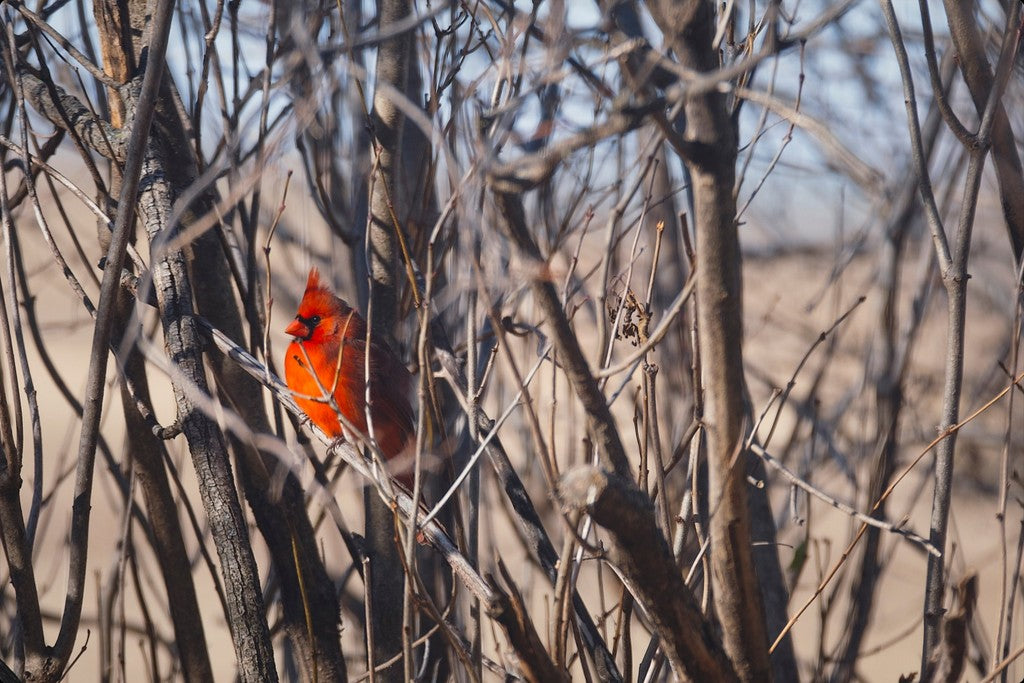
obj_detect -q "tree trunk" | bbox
[645,2,772,680]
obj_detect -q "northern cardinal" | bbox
[284,267,414,467]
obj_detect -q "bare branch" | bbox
[48,0,178,676]
[878,0,953,274]
[488,562,570,683]
[749,443,938,555]
[559,466,738,682]
[941,0,1024,258]
[646,1,771,678]
[490,190,633,480]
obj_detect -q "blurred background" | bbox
[1,0,1022,680]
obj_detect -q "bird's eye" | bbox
[309,315,321,327]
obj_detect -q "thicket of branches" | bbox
[0,0,1023,681]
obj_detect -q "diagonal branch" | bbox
[559,466,738,681]
[486,99,665,193]
[489,189,632,480]
[46,0,176,676]
[193,314,573,682]
[432,333,623,682]
[941,0,1024,259]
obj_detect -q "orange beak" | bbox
[285,318,309,339]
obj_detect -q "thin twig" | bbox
[53,0,177,671]
[749,443,938,555]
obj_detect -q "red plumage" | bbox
[284,267,414,462]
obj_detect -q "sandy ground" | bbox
[743,238,1022,682]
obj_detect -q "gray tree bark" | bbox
[645,2,772,680]
[364,0,414,679]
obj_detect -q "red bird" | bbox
[284,267,414,467]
